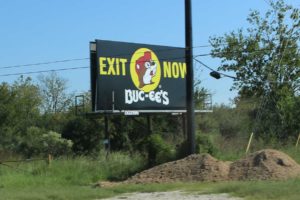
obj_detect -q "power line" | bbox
[1,43,297,70]
[1,44,298,78]
[0,54,201,77]
[0,66,89,77]
[0,45,214,70]
[0,54,193,77]
[0,58,89,70]
[194,58,237,79]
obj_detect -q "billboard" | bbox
[90,40,187,113]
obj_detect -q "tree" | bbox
[209,0,300,140]
[38,72,73,113]
[10,76,41,130]
[62,116,103,155]
[0,76,41,153]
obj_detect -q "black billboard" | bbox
[90,40,187,113]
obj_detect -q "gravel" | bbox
[99,191,242,200]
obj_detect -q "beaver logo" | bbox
[130,48,161,92]
[135,51,157,88]
[126,48,169,105]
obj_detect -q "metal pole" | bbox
[182,114,187,139]
[147,115,154,167]
[90,42,97,112]
[104,116,110,157]
[147,115,152,135]
[185,0,196,154]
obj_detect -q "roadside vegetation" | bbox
[1,0,300,199]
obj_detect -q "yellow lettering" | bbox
[116,58,120,75]
[172,62,179,78]
[107,58,116,75]
[120,58,127,76]
[179,63,186,78]
[99,57,107,75]
[99,57,127,76]
[163,61,172,78]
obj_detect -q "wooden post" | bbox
[246,132,254,154]
[296,133,300,148]
[47,154,52,166]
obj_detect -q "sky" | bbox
[0,0,299,105]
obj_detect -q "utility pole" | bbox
[185,0,196,154]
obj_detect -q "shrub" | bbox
[146,134,175,166]
[102,151,146,181]
[42,131,73,156]
[196,132,219,156]
[18,126,73,157]
[62,117,103,155]
[176,132,219,158]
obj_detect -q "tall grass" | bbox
[213,135,300,163]
[0,151,146,189]
[1,145,300,200]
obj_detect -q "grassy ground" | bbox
[1,148,300,200]
[0,152,146,200]
[2,179,300,200]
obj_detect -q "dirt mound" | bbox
[125,154,231,184]
[229,149,300,180]
[124,149,300,184]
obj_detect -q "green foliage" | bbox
[146,134,175,166]
[62,116,103,155]
[195,132,218,156]
[210,0,300,140]
[18,126,73,157]
[38,72,73,114]
[0,77,42,154]
[176,132,219,158]
[102,151,146,181]
[42,131,73,156]
[0,152,145,187]
[0,77,41,131]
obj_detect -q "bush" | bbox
[42,131,73,156]
[18,126,73,157]
[102,151,146,181]
[62,117,103,155]
[176,132,219,158]
[146,134,175,166]
[196,132,219,156]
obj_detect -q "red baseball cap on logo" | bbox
[136,51,152,67]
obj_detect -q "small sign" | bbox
[103,139,109,144]
[124,110,140,116]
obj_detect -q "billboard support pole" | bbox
[147,115,154,167]
[104,116,110,157]
[185,0,196,155]
[147,115,152,135]
[90,42,97,112]
[182,114,187,139]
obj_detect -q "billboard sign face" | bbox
[91,40,187,113]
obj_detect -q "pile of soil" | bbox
[124,149,300,184]
[125,154,231,184]
[229,149,300,180]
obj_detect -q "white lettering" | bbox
[125,89,133,104]
[125,89,169,105]
[162,91,169,105]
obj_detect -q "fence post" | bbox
[296,133,300,149]
[246,132,254,154]
[47,154,52,166]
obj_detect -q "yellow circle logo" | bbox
[130,48,161,92]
